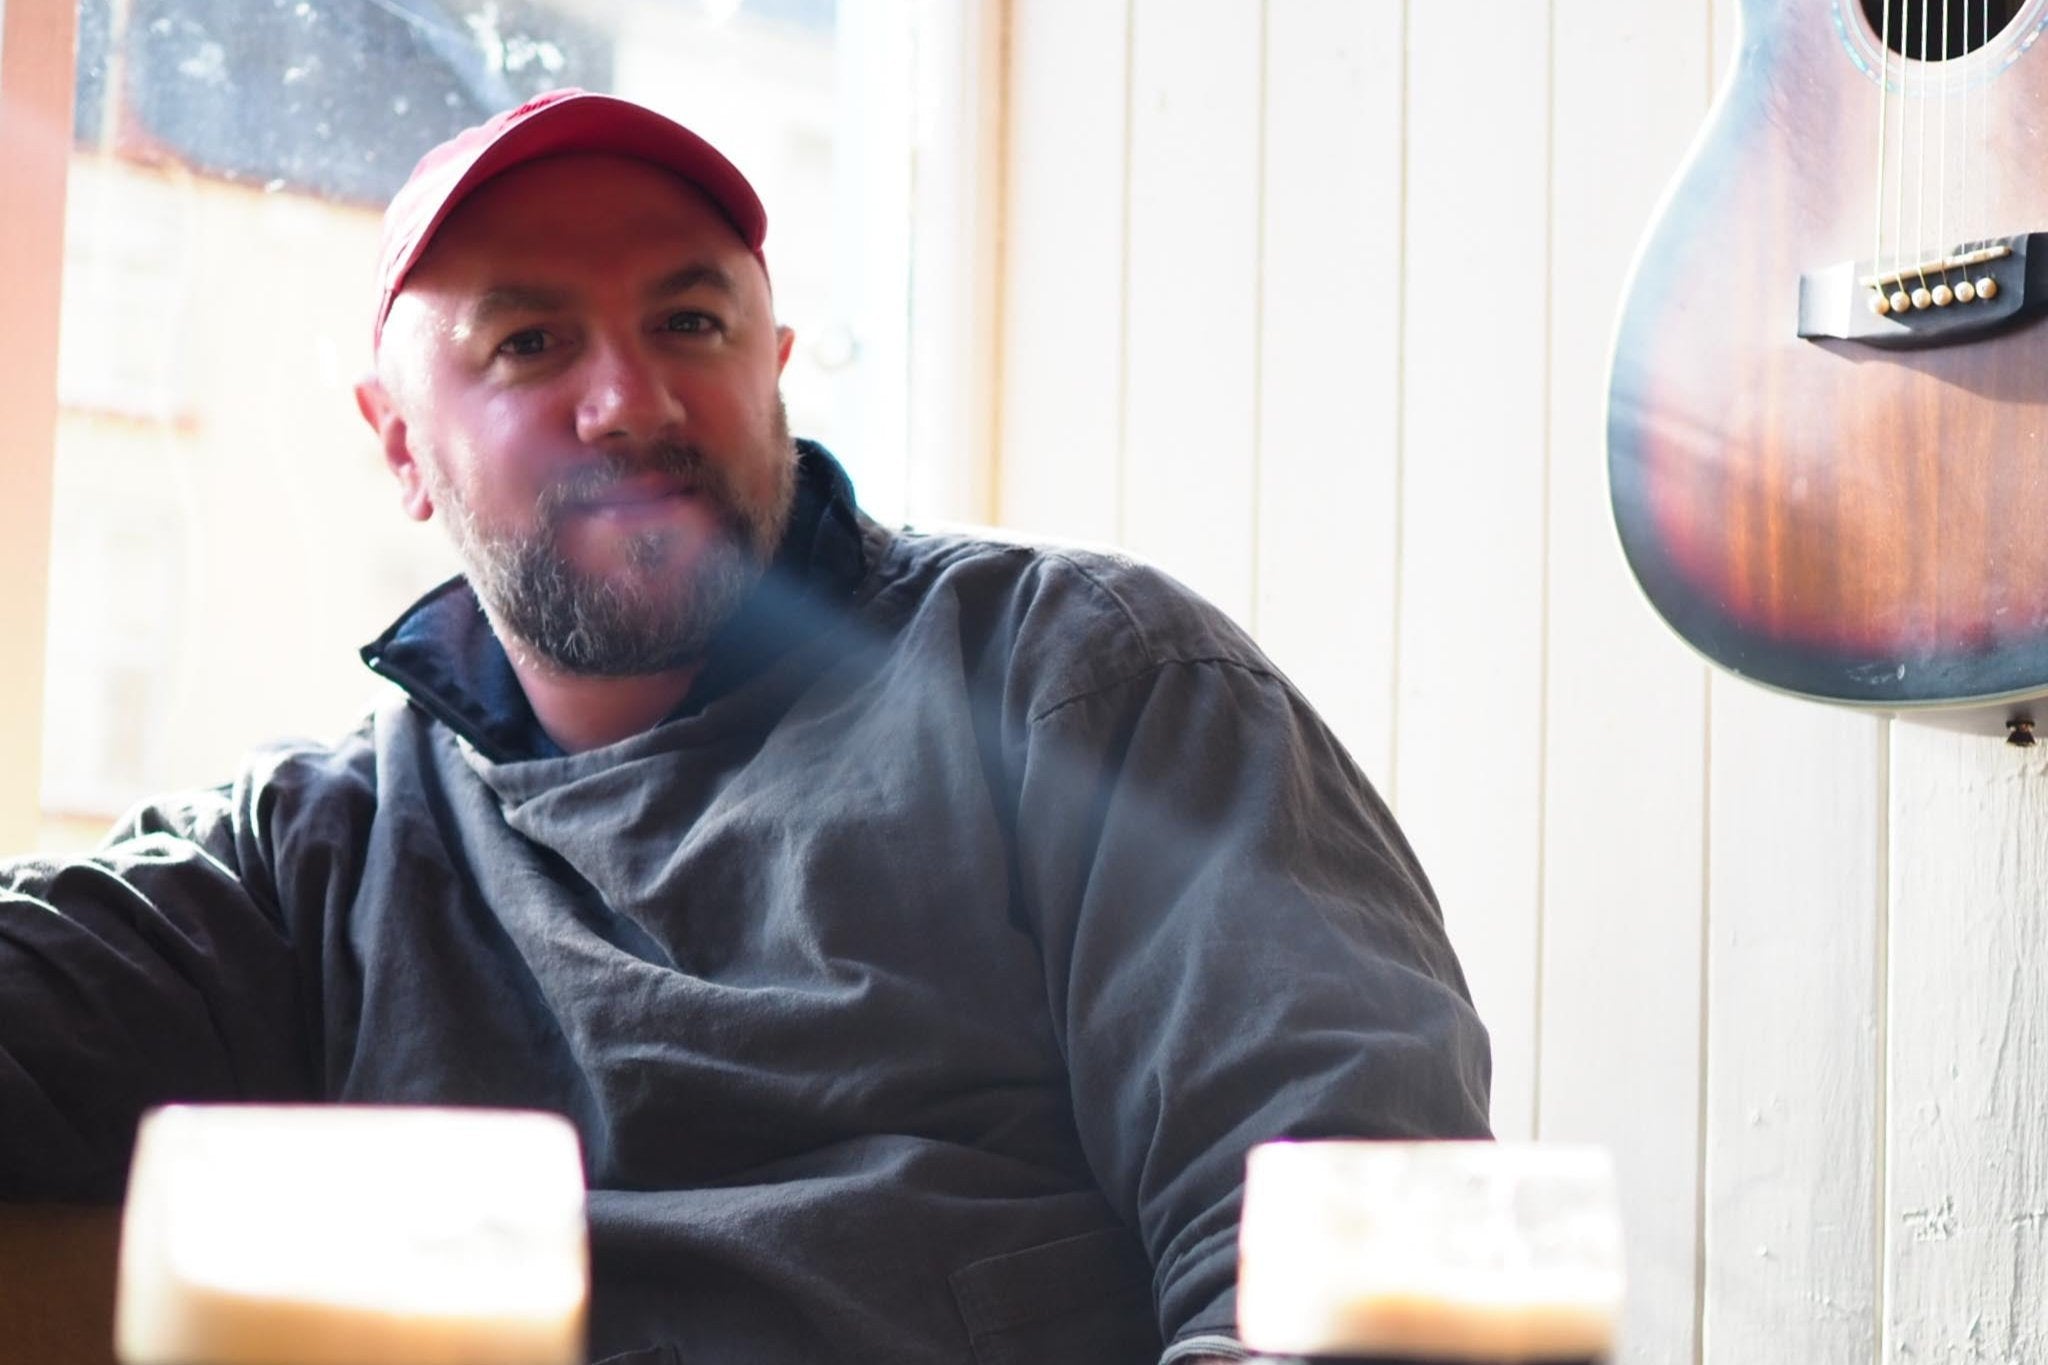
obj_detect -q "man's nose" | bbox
[574,338,684,446]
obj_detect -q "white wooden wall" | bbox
[996,2,2048,1361]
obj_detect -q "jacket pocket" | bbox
[949,1226,1162,1365]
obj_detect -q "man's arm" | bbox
[1014,643,1491,1359]
[0,759,331,1200]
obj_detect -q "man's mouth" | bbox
[566,474,703,514]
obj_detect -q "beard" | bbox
[429,403,797,677]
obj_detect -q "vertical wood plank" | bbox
[1703,686,1882,1365]
[1886,724,2048,1365]
[1255,0,1402,794]
[1544,1,1715,1361]
[828,0,915,523]
[0,0,78,852]
[1711,0,1739,84]
[1394,0,1550,1142]
[995,0,1130,543]
[1119,0,1263,626]
[904,0,1006,526]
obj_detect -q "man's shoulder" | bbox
[883,521,1256,642]
[112,711,386,848]
[873,522,1272,715]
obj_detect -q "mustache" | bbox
[537,444,730,518]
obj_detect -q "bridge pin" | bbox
[1891,289,1913,313]
[1956,281,1977,303]
[1869,291,1891,316]
[1911,287,1933,309]
[1932,284,1954,306]
[1977,276,1999,301]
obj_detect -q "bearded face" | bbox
[366,154,803,683]
[421,404,797,677]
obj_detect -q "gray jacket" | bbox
[0,447,1490,1364]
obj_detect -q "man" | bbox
[0,90,1490,1363]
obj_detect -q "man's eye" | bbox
[497,329,550,357]
[662,311,719,335]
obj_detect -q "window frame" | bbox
[0,0,78,851]
[0,0,1005,849]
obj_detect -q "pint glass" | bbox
[1236,1140,1623,1365]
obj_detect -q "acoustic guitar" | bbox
[1608,0,2048,735]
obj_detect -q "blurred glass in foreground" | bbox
[1237,1141,1624,1364]
[116,1105,588,1365]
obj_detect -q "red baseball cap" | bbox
[371,88,769,351]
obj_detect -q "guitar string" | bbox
[1949,0,1966,255]
[1876,0,1893,301]
[1978,0,1991,254]
[1974,0,1990,250]
[1963,0,1989,259]
[1892,0,1908,303]
[1915,0,1930,301]
[1938,0,1950,296]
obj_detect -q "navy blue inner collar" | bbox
[361,441,868,763]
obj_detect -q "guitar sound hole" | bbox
[1860,0,2025,59]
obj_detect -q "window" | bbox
[8,0,1000,849]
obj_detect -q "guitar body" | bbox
[1609,0,2048,717]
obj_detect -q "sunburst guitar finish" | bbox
[1608,0,2048,727]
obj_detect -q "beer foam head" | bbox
[1237,1140,1624,1362]
[116,1105,588,1365]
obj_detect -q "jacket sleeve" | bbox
[0,761,329,1202]
[1012,650,1492,1354]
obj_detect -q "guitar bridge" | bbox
[1797,232,2045,348]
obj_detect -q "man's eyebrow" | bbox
[454,265,739,335]
[646,263,739,301]
[464,285,571,328]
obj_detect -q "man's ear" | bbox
[355,375,434,523]
[775,325,796,375]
